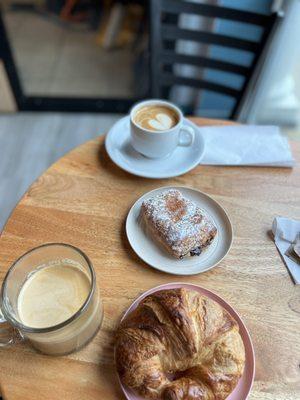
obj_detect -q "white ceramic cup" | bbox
[130,99,195,159]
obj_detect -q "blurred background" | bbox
[0,0,300,228]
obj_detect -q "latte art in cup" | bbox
[130,99,195,158]
[134,105,179,132]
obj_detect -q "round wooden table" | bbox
[0,118,299,400]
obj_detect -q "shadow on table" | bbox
[119,216,164,277]
[266,230,274,241]
[99,361,124,399]
[120,217,142,264]
[97,141,150,182]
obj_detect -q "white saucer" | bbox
[126,186,233,275]
[105,116,205,179]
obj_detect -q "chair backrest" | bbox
[149,0,279,119]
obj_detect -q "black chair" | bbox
[149,0,281,119]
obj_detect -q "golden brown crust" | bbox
[115,288,245,399]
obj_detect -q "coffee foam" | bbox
[134,105,179,132]
[18,264,90,328]
[148,113,173,130]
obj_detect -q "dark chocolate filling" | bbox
[179,246,202,259]
[190,246,202,256]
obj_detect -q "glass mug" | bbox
[0,243,103,355]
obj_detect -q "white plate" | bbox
[105,116,205,179]
[126,186,233,275]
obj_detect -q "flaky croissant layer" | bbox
[115,288,245,400]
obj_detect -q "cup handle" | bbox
[0,307,23,347]
[178,125,195,147]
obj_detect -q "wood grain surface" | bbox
[0,118,299,400]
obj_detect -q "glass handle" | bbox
[0,307,23,347]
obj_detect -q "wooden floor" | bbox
[3,10,134,98]
[0,112,121,230]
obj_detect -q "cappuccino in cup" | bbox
[130,99,195,158]
[133,105,179,132]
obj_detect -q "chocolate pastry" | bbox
[141,190,217,259]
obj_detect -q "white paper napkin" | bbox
[199,125,294,167]
[272,217,300,284]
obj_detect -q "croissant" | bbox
[115,288,245,399]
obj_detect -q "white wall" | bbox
[242,0,300,126]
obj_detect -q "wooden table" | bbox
[0,118,299,400]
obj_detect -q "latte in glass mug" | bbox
[0,243,103,355]
[133,105,179,132]
[18,264,90,329]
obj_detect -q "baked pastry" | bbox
[115,288,245,400]
[140,189,217,258]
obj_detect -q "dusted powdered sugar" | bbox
[141,189,217,258]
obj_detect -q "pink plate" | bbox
[116,282,255,400]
